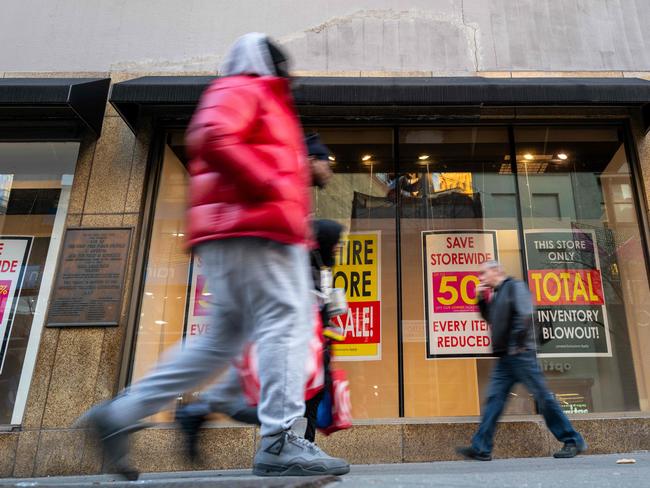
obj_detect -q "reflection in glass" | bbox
[130,145,191,423]
[0,142,79,424]
[516,126,650,414]
[398,127,531,417]
[308,127,398,419]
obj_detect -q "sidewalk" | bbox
[0,452,647,488]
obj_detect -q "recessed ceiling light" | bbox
[418,154,430,160]
[361,154,373,162]
[523,153,534,160]
[328,155,336,161]
[557,153,568,160]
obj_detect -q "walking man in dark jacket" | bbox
[456,260,586,461]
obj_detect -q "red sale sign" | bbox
[423,231,498,358]
[333,301,381,345]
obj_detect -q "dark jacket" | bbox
[478,277,535,356]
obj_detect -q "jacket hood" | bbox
[220,32,279,77]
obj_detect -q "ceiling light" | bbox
[523,153,534,161]
[557,153,568,160]
[361,154,373,162]
[328,155,336,161]
[418,154,430,160]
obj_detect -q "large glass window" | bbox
[515,126,650,414]
[310,128,398,419]
[131,123,650,423]
[130,144,191,423]
[398,127,532,417]
[0,142,79,424]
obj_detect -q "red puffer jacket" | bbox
[185,75,311,247]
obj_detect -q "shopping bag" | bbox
[316,368,352,435]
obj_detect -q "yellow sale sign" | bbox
[331,232,381,361]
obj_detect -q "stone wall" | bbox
[2,1,650,73]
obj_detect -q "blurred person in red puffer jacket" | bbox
[77,33,349,480]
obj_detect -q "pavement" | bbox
[0,452,648,488]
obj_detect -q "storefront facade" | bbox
[2,1,650,478]
[1,75,649,477]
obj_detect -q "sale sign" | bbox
[183,253,211,345]
[0,237,32,373]
[423,231,498,358]
[331,232,381,361]
[525,230,611,357]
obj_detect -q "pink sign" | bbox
[432,271,480,313]
[0,280,11,325]
[192,274,210,317]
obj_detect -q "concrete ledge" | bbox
[1,416,648,477]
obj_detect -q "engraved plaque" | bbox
[47,228,132,327]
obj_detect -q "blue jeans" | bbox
[472,350,585,455]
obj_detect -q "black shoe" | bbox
[76,403,140,481]
[553,442,586,458]
[175,403,209,462]
[456,446,492,461]
[230,406,260,425]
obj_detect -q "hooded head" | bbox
[219,32,290,78]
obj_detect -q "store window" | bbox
[398,127,532,417]
[131,123,650,423]
[130,144,190,423]
[515,126,650,414]
[0,142,79,424]
[309,127,398,419]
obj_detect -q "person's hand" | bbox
[477,283,489,297]
[310,158,333,188]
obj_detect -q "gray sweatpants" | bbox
[202,365,250,418]
[106,238,313,437]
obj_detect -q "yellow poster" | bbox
[330,232,381,361]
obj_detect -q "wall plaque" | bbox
[47,227,132,327]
